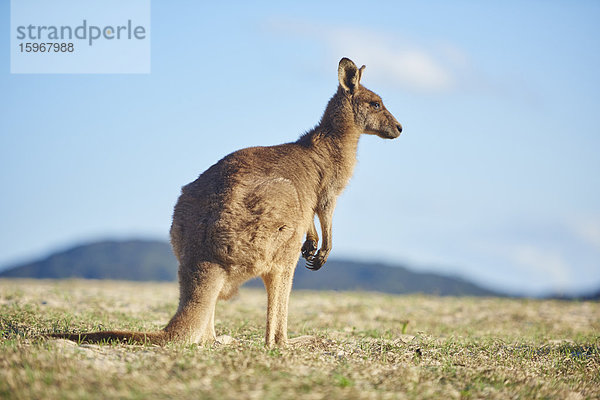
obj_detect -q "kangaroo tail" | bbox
[48,330,169,345]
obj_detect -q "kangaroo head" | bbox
[338,57,403,139]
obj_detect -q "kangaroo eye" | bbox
[370,101,381,109]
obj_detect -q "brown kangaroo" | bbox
[51,57,402,347]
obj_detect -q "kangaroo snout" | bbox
[384,119,402,139]
[389,112,403,138]
[396,123,403,135]
[376,121,402,139]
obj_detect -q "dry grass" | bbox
[0,279,598,399]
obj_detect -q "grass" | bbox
[0,279,598,399]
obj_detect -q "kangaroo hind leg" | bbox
[262,267,295,348]
[163,262,226,345]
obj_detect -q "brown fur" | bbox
[50,58,402,347]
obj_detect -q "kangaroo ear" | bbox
[358,65,366,84]
[338,58,361,93]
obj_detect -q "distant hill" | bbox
[0,240,176,281]
[247,260,499,296]
[545,289,600,301]
[0,239,500,296]
[583,290,600,301]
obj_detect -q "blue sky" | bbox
[1,1,599,296]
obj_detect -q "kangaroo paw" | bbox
[305,249,328,271]
[301,239,318,260]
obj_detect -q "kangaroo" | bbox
[51,57,402,347]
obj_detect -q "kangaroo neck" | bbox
[310,122,361,196]
[321,124,360,168]
[296,89,362,194]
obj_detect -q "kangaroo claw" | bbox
[305,258,322,271]
[305,250,326,271]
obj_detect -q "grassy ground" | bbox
[0,279,598,399]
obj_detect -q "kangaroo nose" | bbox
[396,124,403,134]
